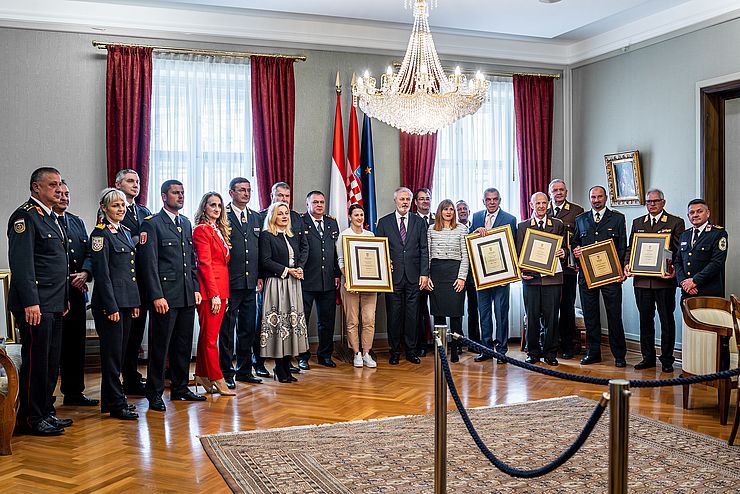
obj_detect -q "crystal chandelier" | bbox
[352,0,489,135]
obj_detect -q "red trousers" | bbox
[195,302,226,380]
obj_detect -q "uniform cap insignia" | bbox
[13,219,25,234]
[92,236,104,252]
[719,237,727,251]
[140,232,148,245]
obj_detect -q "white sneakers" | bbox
[354,352,378,368]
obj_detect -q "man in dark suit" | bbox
[115,169,153,396]
[674,198,730,368]
[139,180,205,411]
[455,200,479,345]
[516,192,566,366]
[413,188,434,356]
[573,185,628,367]
[625,188,685,372]
[547,179,584,359]
[298,191,341,369]
[376,186,429,364]
[469,187,518,363]
[54,180,98,407]
[219,177,262,388]
[8,167,72,435]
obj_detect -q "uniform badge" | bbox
[92,236,104,252]
[107,224,117,233]
[140,232,148,245]
[34,206,44,216]
[564,203,570,210]
[177,226,182,232]
[719,237,727,251]
[13,219,25,234]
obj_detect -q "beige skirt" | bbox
[259,276,309,358]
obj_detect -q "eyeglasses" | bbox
[645,199,664,204]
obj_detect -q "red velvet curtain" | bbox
[251,56,296,209]
[105,46,153,204]
[513,75,554,219]
[399,131,438,211]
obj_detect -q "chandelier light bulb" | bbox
[386,66,393,75]
[364,70,370,79]
[454,66,461,76]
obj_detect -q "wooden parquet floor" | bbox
[0,346,737,493]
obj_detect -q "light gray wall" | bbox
[572,17,740,346]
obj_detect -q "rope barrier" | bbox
[458,336,740,388]
[438,343,608,478]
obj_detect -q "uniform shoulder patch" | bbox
[13,218,25,234]
[92,236,104,252]
[719,237,727,251]
[139,231,148,245]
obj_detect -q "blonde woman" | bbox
[192,192,234,395]
[258,202,309,382]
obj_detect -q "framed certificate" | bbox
[342,235,393,293]
[629,233,671,276]
[465,225,521,290]
[579,239,624,289]
[0,272,16,343]
[518,229,564,276]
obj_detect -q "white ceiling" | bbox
[2,0,740,65]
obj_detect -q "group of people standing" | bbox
[7,166,728,437]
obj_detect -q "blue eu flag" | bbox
[360,114,377,232]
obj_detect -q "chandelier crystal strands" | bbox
[352,0,489,135]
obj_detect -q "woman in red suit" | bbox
[193,192,234,396]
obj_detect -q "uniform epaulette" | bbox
[144,215,154,220]
[713,225,724,229]
[20,202,34,211]
[95,223,106,230]
[326,214,336,220]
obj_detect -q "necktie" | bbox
[554,207,560,217]
[240,210,246,223]
[485,214,493,229]
[175,215,182,236]
[317,219,324,237]
[423,215,429,225]
[54,213,67,241]
[692,227,699,247]
[399,216,407,244]
[651,217,657,227]
[128,204,137,221]
[538,220,544,230]
[595,211,601,223]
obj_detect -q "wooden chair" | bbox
[728,295,740,446]
[680,296,738,426]
[0,347,19,455]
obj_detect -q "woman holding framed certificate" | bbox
[336,204,378,369]
[426,200,469,362]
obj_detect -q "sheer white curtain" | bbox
[432,77,524,337]
[148,53,258,217]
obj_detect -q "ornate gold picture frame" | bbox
[518,229,564,277]
[579,239,624,289]
[605,150,644,206]
[342,235,393,293]
[465,225,521,290]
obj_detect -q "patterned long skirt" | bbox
[259,276,309,358]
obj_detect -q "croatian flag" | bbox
[346,97,363,208]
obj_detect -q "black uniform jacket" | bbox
[90,223,141,314]
[7,199,68,313]
[121,202,152,243]
[573,208,628,264]
[627,211,685,289]
[674,224,728,298]
[138,210,199,307]
[258,230,308,279]
[300,213,341,291]
[225,204,261,290]
[515,217,566,286]
[64,212,93,278]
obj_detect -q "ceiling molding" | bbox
[0,0,739,67]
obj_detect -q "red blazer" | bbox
[193,223,231,299]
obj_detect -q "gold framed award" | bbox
[628,233,671,277]
[465,225,521,290]
[579,239,624,289]
[342,235,393,293]
[0,272,17,343]
[518,229,564,276]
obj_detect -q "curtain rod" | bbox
[92,41,307,61]
[389,62,560,79]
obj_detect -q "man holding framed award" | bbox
[572,185,628,368]
[516,192,566,366]
[624,189,685,372]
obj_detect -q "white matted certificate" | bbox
[342,236,393,292]
[466,225,521,290]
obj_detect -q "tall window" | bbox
[432,77,522,331]
[149,54,259,217]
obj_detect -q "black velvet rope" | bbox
[457,336,740,388]
[438,343,608,478]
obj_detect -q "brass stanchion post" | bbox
[608,379,630,494]
[433,324,448,494]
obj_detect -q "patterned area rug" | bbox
[200,396,740,493]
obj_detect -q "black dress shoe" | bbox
[474,353,493,362]
[634,360,656,370]
[580,355,602,365]
[544,357,559,366]
[110,408,139,420]
[288,375,298,382]
[148,396,167,411]
[525,356,540,364]
[235,374,262,384]
[101,403,136,413]
[560,352,574,360]
[288,365,301,374]
[318,358,337,368]
[123,383,147,396]
[26,419,64,436]
[297,359,310,370]
[614,359,627,368]
[63,394,100,407]
[224,376,237,389]
[46,415,73,428]
[389,355,400,365]
[406,354,421,364]
[661,364,675,373]
[254,367,271,378]
[450,351,459,363]
[170,389,206,401]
